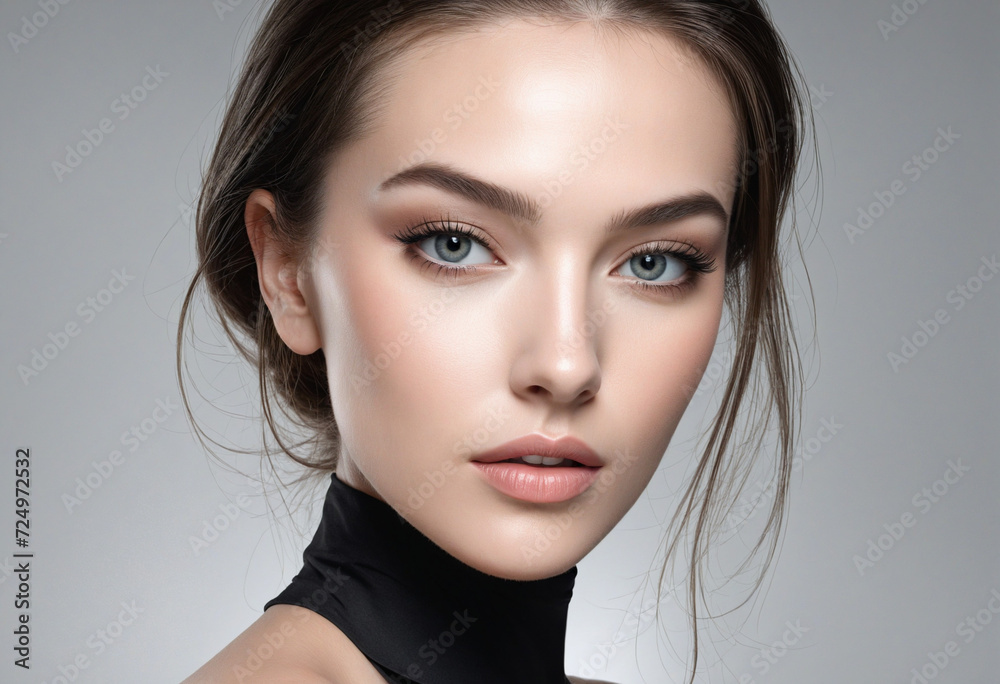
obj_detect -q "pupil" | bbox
[631,253,666,280]
[435,234,471,262]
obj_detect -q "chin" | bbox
[462,545,583,581]
[426,515,593,581]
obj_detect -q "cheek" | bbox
[607,284,725,451]
[321,253,490,453]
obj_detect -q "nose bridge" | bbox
[510,252,603,404]
[551,255,598,356]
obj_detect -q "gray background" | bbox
[1,1,997,682]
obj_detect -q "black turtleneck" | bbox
[264,472,577,684]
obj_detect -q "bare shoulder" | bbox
[180,604,388,684]
[567,678,620,684]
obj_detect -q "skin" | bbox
[183,16,738,684]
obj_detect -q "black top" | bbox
[264,472,577,684]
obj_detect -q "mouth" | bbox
[470,434,604,503]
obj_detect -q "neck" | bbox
[270,472,577,684]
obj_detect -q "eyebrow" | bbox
[378,161,730,234]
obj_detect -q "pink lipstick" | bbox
[470,434,603,503]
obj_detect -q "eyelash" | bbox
[390,215,718,297]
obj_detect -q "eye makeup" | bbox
[390,213,719,298]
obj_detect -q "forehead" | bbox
[345,17,741,216]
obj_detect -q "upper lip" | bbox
[471,433,604,467]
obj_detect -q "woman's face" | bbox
[261,19,739,580]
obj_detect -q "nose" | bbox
[507,257,604,407]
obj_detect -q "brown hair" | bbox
[176,0,817,679]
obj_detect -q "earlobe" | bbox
[244,188,322,356]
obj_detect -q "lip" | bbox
[470,434,604,503]
[470,434,604,468]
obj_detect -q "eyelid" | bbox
[392,215,504,262]
[618,240,718,274]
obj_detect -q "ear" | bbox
[244,188,322,355]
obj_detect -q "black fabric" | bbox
[264,472,577,684]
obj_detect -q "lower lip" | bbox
[471,461,601,503]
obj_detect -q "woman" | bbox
[178,0,814,681]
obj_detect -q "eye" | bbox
[391,219,498,269]
[415,232,495,266]
[613,241,718,296]
[391,218,717,297]
[617,252,687,283]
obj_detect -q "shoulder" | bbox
[568,678,620,684]
[180,604,388,684]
